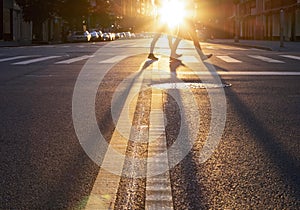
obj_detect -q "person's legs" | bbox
[188,21,212,60]
[148,33,161,60]
[150,33,161,54]
[170,36,181,59]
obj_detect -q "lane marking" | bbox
[177,71,300,76]
[84,61,146,210]
[0,55,32,63]
[248,55,285,63]
[99,55,128,64]
[217,55,242,63]
[12,56,61,65]
[55,55,94,64]
[146,60,173,209]
[280,55,300,61]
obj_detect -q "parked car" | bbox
[67,31,91,42]
[124,32,132,39]
[109,33,116,41]
[102,32,110,41]
[90,30,100,41]
[130,33,136,39]
[116,32,125,39]
[102,32,116,41]
[97,31,104,41]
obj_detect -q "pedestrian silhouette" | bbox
[147,0,182,61]
[171,0,212,61]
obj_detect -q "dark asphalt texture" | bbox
[0,41,299,209]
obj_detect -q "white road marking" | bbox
[84,62,146,210]
[217,55,242,63]
[280,55,300,61]
[248,55,285,63]
[178,71,300,76]
[99,55,127,64]
[181,55,199,63]
[146,61,173,209]
[12,56,61,65]
[55,55,94,64]
[250,48,266,51]
[0,56,32,62]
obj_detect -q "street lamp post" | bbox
[233,0,240,43]
[280,8,284,47]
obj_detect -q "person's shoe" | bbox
[201,54,213,61]
[148,53,159,60]
[170,53,182,61]
[169,57,180,62]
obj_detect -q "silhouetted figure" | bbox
[147,0,182,61]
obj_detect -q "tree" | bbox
[58,0,90,30]
[15,0,60,41]
[90,0,112,29]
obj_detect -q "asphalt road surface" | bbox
[0,38,299,209]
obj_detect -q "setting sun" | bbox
[158,0,187,28]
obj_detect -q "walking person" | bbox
[170,0,212,61]
[147,0,182,61]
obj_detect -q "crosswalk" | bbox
[216,54,300,64]
[12,56,61,65]
[1,53,300,66]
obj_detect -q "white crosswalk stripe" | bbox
[2,52,299,67]
[55,55,94,64]
[280,55,300,61]
[248,55,285,63]
[216,55,242,63]
[12,56,61,65]
[0,55,32,63]
[181,56,199,63]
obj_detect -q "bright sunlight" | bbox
[158,0,187,28]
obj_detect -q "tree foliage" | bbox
[58,0,90,27]
[89,0,112,28]
[15,0,60,23]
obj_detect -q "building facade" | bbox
[1,0,63,43]
[0,0,32,43]
[238,0,300,41]
[118,0,153,31]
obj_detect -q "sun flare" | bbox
[158,0,186,28]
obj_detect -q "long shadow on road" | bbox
[224,83,300,199]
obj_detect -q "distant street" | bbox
[0,38,299,209]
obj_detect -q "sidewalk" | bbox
[208,39,300,52]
